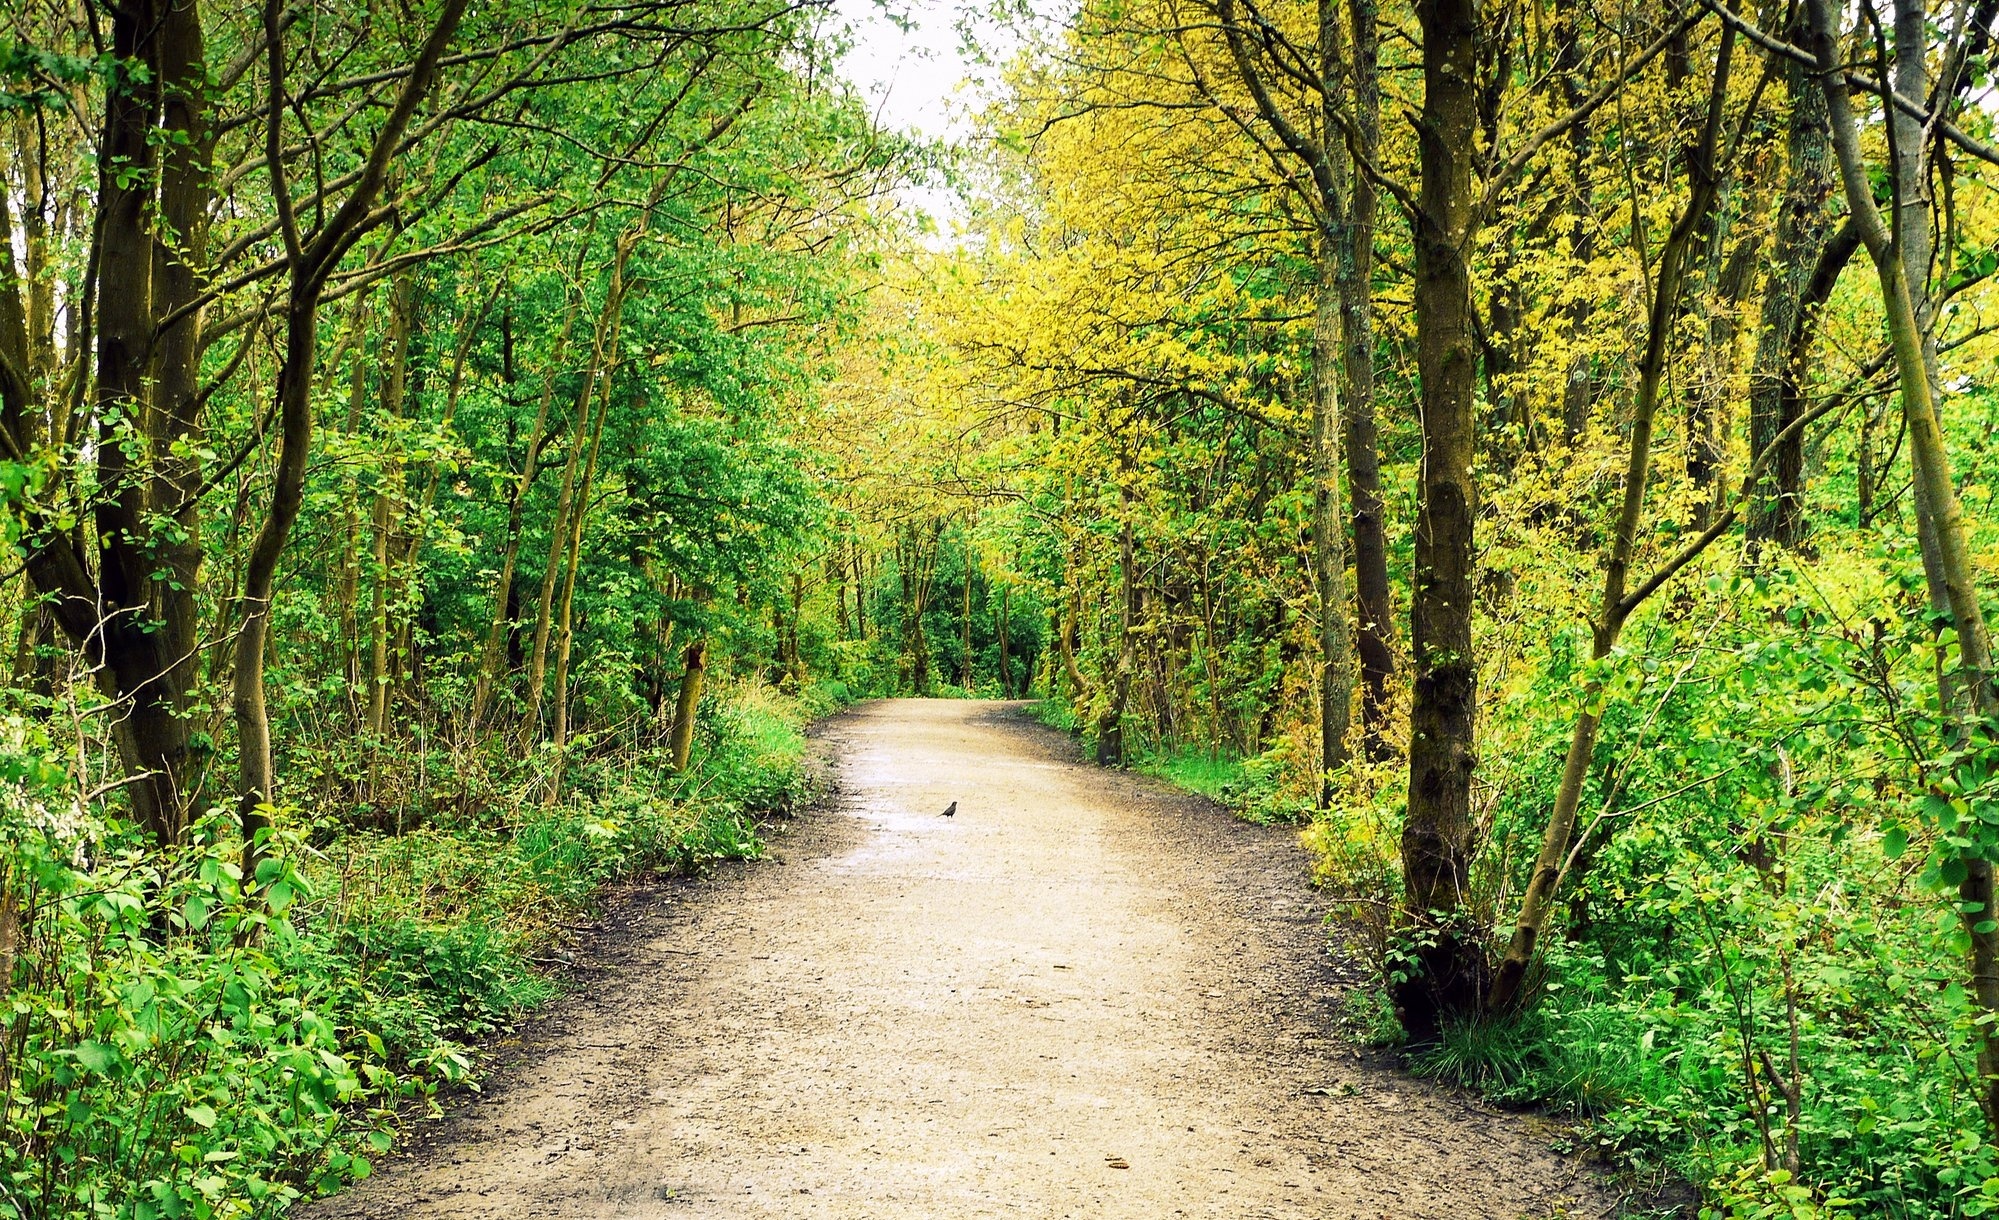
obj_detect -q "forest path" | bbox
[308,700,1617,1219]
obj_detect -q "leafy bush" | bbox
[0,682,817,1218]
[1299,551,1999,1217]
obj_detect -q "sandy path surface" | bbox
[308,699,1617,1219]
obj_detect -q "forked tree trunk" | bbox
[1488,31,1737,1013]
[1808,0,1999,1131]
[549,378,614,759]
[469,245,591,729]
[237,0,469,858]
[1060,579,1089,705]
[525,242,634,736]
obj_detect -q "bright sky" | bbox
[830,0,1053,232]
[832,0,982,142]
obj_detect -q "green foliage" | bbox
[1133,745,1244,801]
[0,685,815,1217]
[1296,550,1999,1217]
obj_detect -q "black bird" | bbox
[940,801,957,817]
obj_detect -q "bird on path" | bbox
[940,801,957,817]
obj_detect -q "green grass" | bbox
[1134,746,1246,800]
[1028,697,1078,732]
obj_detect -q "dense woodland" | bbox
[5,0,1999,1213]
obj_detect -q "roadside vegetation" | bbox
[1,682,825,1217]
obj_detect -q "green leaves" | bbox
[1884,825,1910,860]
[72,1042,120,1076]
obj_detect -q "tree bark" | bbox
[525,233,636,737]
[1748,40,1838,548]
[1397,0,1488,1039]
[963,539,976,691]
[336,286,373,700]
[1096,492,1138,767]
[546,376,614,802]
[365,270,415,741]
[669,639,707,773]
[1340,0,1395,759]
[470,246,593,728]
[998,582,1011,698]
[1313,235,1355,798]
[237,0,470,855]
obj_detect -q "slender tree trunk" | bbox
[834,545,851,639]
[1096,492,1137,767]
[1060,578,1089,705]
[336,287,372,699]
[1488,31,1736,1013]
[1749,47,1838,549]
[1397,0,1487,1039]
[470,246,591,728]
[366,271,415,740]
[963,540,975,691]
[235,286,323,851]
[1775,222,1863,536]
[1340,0,1394,758]
[669,639,707,772]
[237,0,469,855]
[1887,0,1955,626]
[1312,236,1355,801]
[549,378,614,760]
[998,583,1011,698]
[1809,0,1999,1130]
[1554,0,1601,448]
[1688,221,1764,520]
[525,239,634,736]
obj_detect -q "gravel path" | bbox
[306,699,1618,1219]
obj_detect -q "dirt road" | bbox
[309,700,1617,1219]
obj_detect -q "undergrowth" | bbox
[0,680,827,1219]
[1297,552,1999,1219]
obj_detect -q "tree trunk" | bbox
[237,0,470,857]
[365,271,415,741]
[1060,578,1089,705]
[998,583,1011,698]
[669,639,707,773]
[1488,30,1736,1013]
[469,247,591,729]
[1397,0,1487,1039]
[1096,482,1138,767]
[336,287,372,701]
[963,540,975,691]
[549,378,614,760]
[1809,0,1999,1131]
[1554,0,1601,448]
[1748,48,1838,549]
[525,238,634,736]
[1340,0,1395,759]
[1312,235,1355,801]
